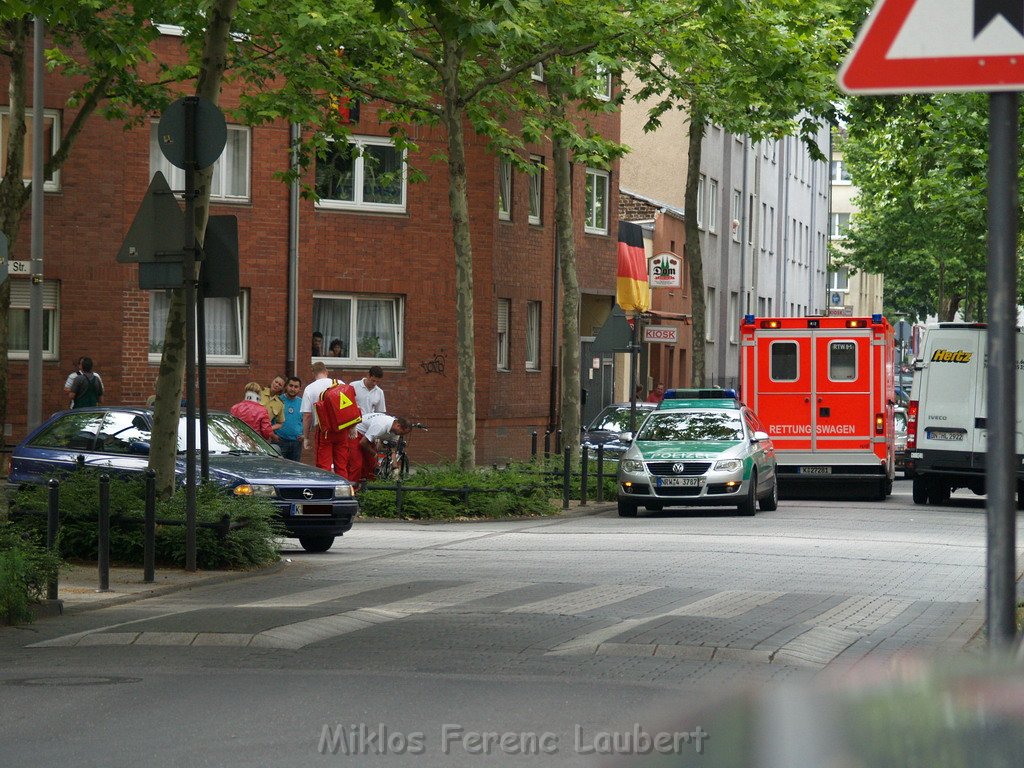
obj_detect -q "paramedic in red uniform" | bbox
[300,362,346,472]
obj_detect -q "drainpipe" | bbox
[287,122,300,376]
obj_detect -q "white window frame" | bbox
[696,174,706,230]
[498,158,512,221]
[830,212,851,239]
[312,293,404,367]
[828,267,851,293]
[497,298,511,371]
[729,291,739,344]
[708,179,719,233]
[768,206,776,254]
[149,290,249,366]
[830,159,852,184]
[705,286,716,342]
[525,301,541,370]
[760,201,768,251]
[531,63,545,81]
[150,121,251,202]
[584,168,609,235]
[315,134,407,213]
[528,155,543,225]
[0,107,61,191]
[7,279,59,360]
[747,193,755,245]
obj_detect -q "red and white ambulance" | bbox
[739,314,896,498]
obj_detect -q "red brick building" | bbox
[2,31,621,465]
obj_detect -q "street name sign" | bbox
[841,0,1024,93]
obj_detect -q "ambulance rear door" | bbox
[751,330,814,453]
[812,330,874,454]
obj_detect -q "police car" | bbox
[616,389,778,517]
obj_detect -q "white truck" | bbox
[906,323,1024,505]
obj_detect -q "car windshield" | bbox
[636,411,744,442]
[589,406,649,432]
[177,414,274,455]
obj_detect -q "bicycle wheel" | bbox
[399,453,410,478]
[376,449,393,480]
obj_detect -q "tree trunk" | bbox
[441,41,476,470]
[553,133,581,460]
[683,105,707,387]
[148,0,239,496]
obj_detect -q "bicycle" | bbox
[375,422,427,480]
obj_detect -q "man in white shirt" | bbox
[354,413,411,484]
[352,365,386,415]
[300,362,345,472]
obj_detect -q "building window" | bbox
[747,193,755,245]
[7,279,58,360]
[708,179,719,233]
[705,286,716,342]
[584,168,609,234]
[768,206,776,254]
[528,156,543,225]
[531,63,545,81]
[828,267,850,292]
[496,298,510,371]
[593,66,613,101]
[525,301,541,370]
[731,189,742,242]
[830,212,851,238]
[312,294,403,365]
[830,159,852,183]
[150,122,250,201]
[149,290,248,365]
[498,158,512,220]
[729,291,739,344]
[0,108,60,191]
[697,174,706,230]
[315,135,406,212]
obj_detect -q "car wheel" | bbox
[298,535,335,553]
[1017,481,1024,511]
[617,498,638,517]
[884,477,893,497]
[912,476,929,504]
[930,481,951,505]
[758,473,778,511]
[738,471,757,516]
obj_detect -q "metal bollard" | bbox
[395,477,404,518]
[46,479,60,600]
[562,446,571,509]
[76,454,85,470]
[580,445,589,506]
[531,431,538,460]
[98,474,110,592]
[596,445,605,503]
[544,430,551,460]
[555,429,562,455]
[144,469,156,583]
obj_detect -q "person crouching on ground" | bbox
[230,382,277,442]
[353,413,412,487]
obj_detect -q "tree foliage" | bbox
[839,94,997,322]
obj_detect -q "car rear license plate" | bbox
[657,477,704,487]
[928,430,965,441]
[798,466,831,475]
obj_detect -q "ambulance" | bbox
[739,314,896,499]
[906,323,1024,506]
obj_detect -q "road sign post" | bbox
[841,0,1021,650]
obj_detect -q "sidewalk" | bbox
[32,561,283,619]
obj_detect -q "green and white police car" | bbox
[616,389,778,517]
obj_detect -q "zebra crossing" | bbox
[26,577,927,668]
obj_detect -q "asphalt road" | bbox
[0,479,1015,767]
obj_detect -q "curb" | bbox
[357,501,616,524]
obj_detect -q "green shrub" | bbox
[10,471,281,570]
[361,463,556,519]
[0,523,63,624]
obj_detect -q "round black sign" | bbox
[157,97,227,171]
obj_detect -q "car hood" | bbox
[628,440,745,461]
[202,454,345,486]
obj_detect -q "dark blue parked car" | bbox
[7,407,358,553]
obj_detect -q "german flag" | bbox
[616,221,649,312]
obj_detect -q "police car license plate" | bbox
[657,477,703,487]
[798,466,831,475]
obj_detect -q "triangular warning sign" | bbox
[841,0,1024,94]
[116,171,189,263]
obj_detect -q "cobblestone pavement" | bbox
[0,482,1016,767]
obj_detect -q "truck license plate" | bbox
[928,430,964,442]
[657,477,704,487]
[798,466,831,475]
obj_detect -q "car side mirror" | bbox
[618,432,633,443]
[129,441,150,456]
[752,430,770,443]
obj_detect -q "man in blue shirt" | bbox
[277,376,305,461]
